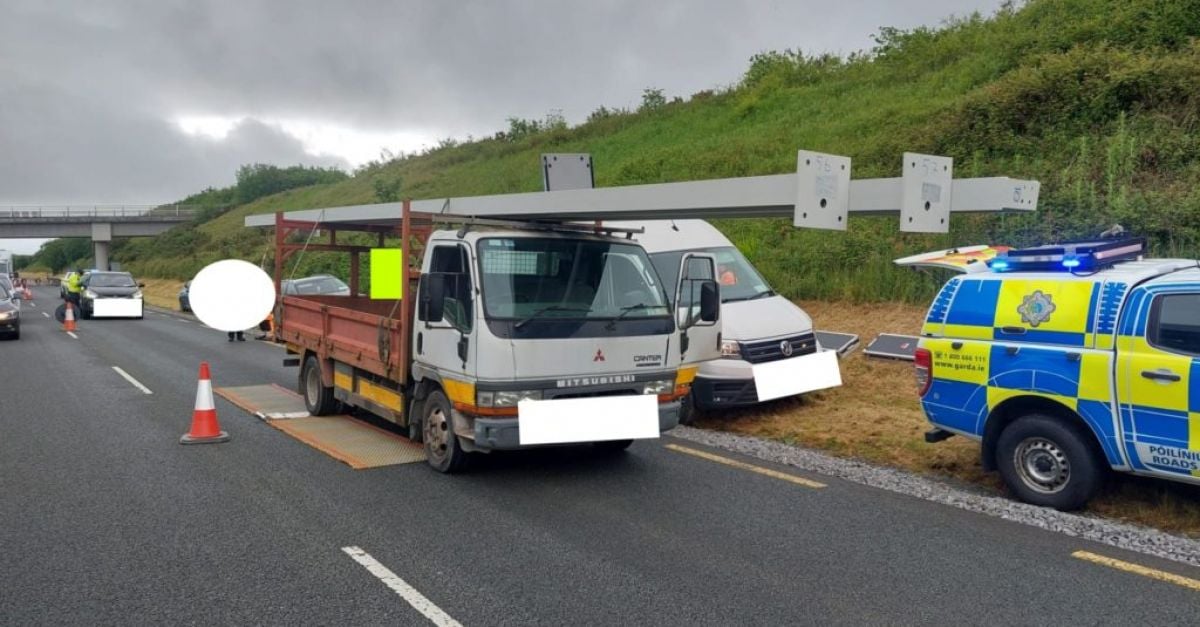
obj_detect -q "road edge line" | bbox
[665,443,826,488]
[1072,550,1200,592]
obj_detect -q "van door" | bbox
[1116,290,1200,479]
[676,253,721,365]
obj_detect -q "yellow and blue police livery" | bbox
[913,238,1200,510]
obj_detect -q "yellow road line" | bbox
[1073,551,1200,592]
[664,444,825,489]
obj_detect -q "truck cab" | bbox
[914,238,1200,509]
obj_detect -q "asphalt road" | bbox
[2,285,1199,625]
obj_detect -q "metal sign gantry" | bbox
[245,150,1039,233]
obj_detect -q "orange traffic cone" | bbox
[180,361,229,444]
[22,287,31,301]
[63,301,77,332]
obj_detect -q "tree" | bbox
[639,87,666,112]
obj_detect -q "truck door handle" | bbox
[1141,369,1181,382]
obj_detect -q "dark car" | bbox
[179,280,191,312]
[80,271,145,319]
[281,274,351,296]
[0,283,20,339]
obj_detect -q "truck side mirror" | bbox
[698,280,720,323]
[418,273,447,322]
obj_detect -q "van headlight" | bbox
[720,340,742,358]
[477,390,542,407]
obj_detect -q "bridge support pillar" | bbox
[92,223,112,271]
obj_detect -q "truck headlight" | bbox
[643,380,674,395]
[720,340,742,358]
[478,390,542,407]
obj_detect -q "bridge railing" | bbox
[0,205,203,220]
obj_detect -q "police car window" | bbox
[1150,293,1200,357]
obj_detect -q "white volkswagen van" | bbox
[612,219,841,421]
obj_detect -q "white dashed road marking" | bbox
[42,312,50,318]
[341,546,462,627]
[67,331,78,339]
[112,366,153,395]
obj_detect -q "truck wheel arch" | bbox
[300,349,336,387]
[982,396,1105,472]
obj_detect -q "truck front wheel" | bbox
[301,354,338,416]
[996,414,1105,511]
[422,389,469,473]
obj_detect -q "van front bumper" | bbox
[471,400,680,450]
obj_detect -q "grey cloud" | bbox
[0,0,1000,211]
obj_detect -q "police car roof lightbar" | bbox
[988,237,1146,273]
[246,150,1040,235]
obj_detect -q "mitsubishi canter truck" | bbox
[611,219,842,420]
[253,205,721,472]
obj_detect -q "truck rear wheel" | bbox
[422,389,469,473]
[996,414,1105,511]
[301,354,338,416]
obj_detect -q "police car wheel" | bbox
[996,415,1103,511]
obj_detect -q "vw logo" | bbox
[780,340,793,357]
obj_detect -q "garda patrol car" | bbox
[908,238,1200,510]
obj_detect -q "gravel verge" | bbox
[672,425,1200,568]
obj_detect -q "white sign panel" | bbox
[518,395,659,445]
[901,152,953,233]
[794,150,851,231]
[752,350,842,402]
[92,298,143,318]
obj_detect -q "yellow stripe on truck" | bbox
[358,380,404,411]
[333,371,353,391]
[442,378,475,405]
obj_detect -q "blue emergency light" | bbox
[988,237,1146,273]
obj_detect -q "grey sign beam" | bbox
[245,151,1038,230]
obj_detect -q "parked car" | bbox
[80,271,144,319]
[0,283,20,339]
[612,219,839,422]
[179,281,191,312]
[281,274,351,296]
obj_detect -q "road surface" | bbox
[2,285,1198,625]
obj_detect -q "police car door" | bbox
[1116,289,1200,480]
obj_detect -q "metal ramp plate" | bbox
[863,333,920,361]
[815,330,860,357]
[216,384,310,420]
[268,416,426,469]
[215,384,425,468]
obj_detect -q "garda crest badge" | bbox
[1018,290,1056,327]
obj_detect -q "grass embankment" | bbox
[699,302,1200,536]
[137,278,185,311]
[97,0,1200,305]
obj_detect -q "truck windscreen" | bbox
[478,237,671,322]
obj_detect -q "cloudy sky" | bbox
[1,0,999,253]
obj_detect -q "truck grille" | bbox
[740,332,817,364]
[547,388,641,400]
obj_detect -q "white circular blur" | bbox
[189,259,275,332]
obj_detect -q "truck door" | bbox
[1116,290,1200,478]
[417,244,476,378]
[676,253,721,366]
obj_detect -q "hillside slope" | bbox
[106,0,1200,301]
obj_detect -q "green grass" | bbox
[71,0,1200,302]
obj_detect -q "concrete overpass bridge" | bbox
[0,206,197,270]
